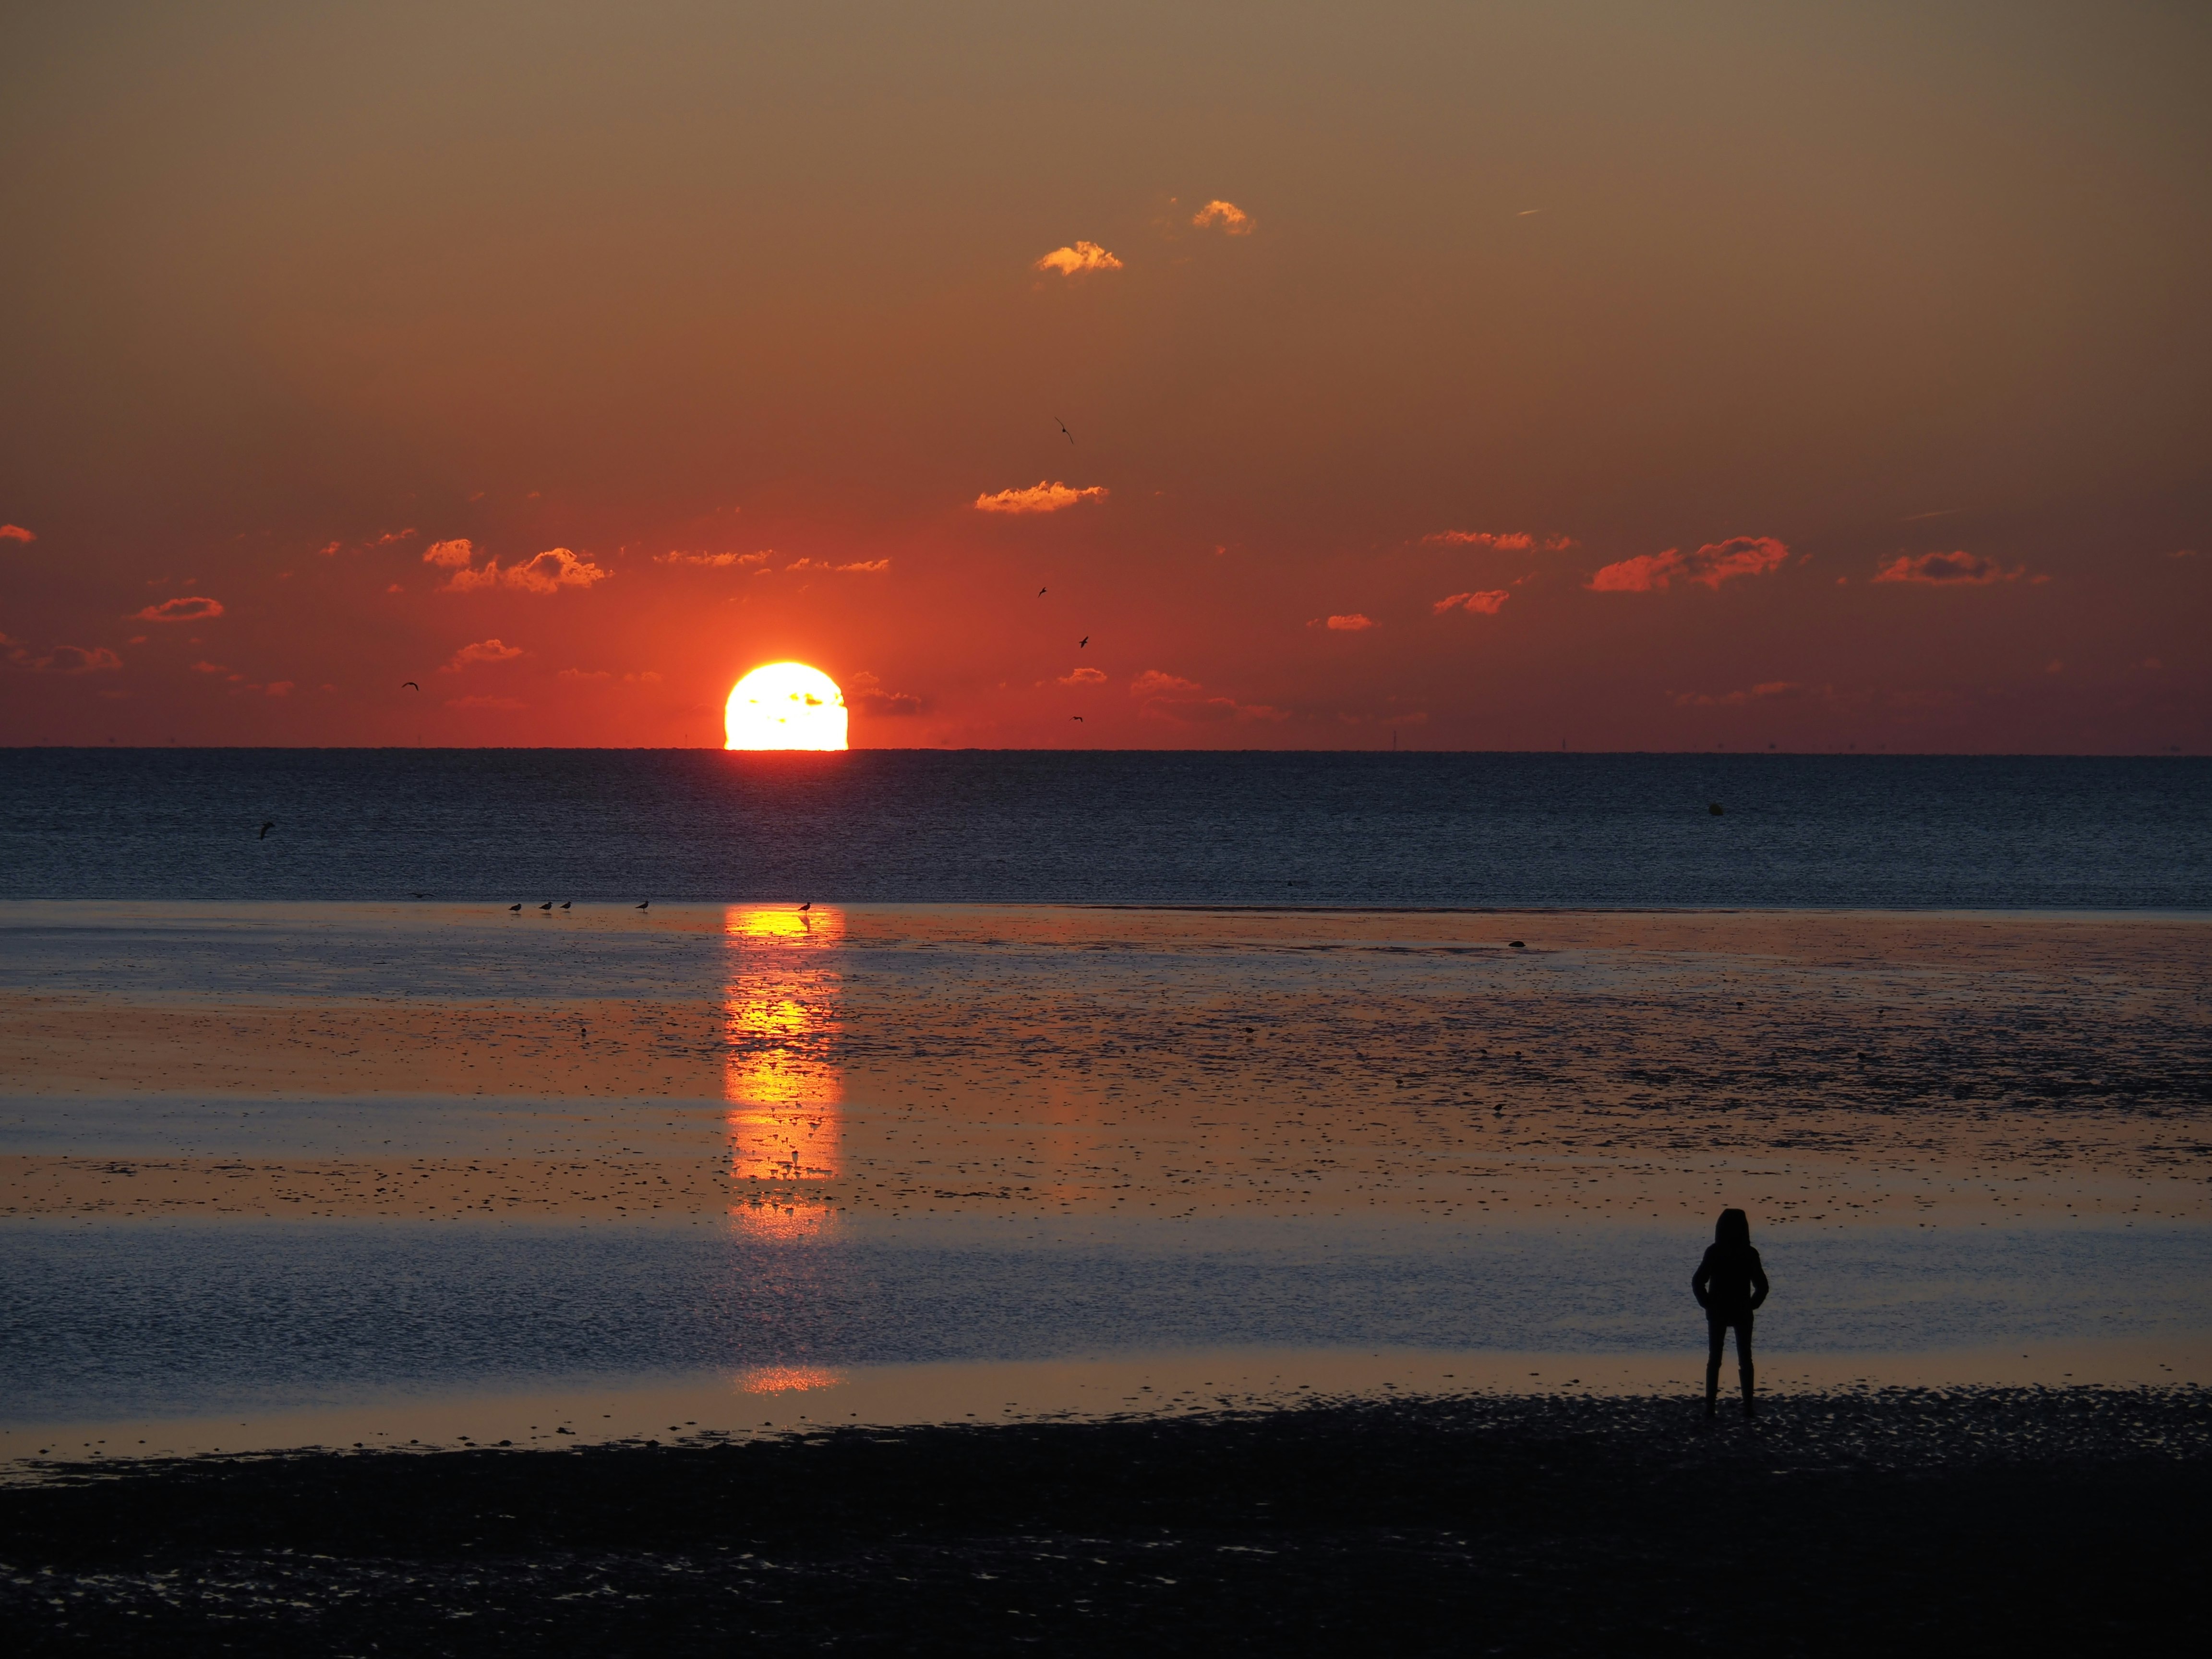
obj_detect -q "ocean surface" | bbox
[3,749,2208,907]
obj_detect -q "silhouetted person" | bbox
[1693,1208,1768,1418]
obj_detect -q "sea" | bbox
[3,749,2209,906]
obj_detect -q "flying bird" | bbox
[1053,414,1074,445]
[401,681,420,691]
[1071,715,1085,722]
[1038,587,1047,597]
[1078,636,1088,648]
[259,821,275,839]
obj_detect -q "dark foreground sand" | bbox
[5,1389,2205,1655]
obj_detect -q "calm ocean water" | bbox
[3,750,2207,907]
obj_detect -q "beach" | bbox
[2,900,2206,1461]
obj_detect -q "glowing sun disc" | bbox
[725,662,848,750]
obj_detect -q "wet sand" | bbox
[4,1388,2204,1655]
[3,902,2206,1230]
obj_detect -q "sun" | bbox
[724,662,848,751]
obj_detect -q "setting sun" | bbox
[724,662,848,751]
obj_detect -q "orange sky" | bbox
[2,1,2206,751]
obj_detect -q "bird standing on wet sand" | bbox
[635,900,649,911]
[259,821,275,839]
[508,903,521,913]
[561,901,571,910]
[799,901,811,912]
[538,901,552,912]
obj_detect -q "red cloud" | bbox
[1871,550,2028,586]
[0,524,35,542]
[1587,536,1789,592]
[505,548,610,593]
[1433,590,1510,615]
[442,638,524,672]
[657,550,769,567]
[132,595,225,623]
[846,670,924,716]
[423,538,476,568]
[1130,669,1202,698]
[1422,530,1533,550]
[1315,614,1374,631]
[1058,666,1107,685]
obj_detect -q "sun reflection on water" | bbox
[723,905,845,1238]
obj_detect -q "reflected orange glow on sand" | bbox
[733,1365,846,1395]
[723,906,844,1236]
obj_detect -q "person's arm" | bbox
[1748,1249,1769,1311]
[1692,1247,1713,1310]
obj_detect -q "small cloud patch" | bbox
[1191,200,1255,235]
[1035,241,1123,276]
[1588,536,1789,592]
[974,481,1109,515]
[1433,590,1510,616]
[1312,613,1374,631]
[133,595,225,623]
[1058,666,1107,685]
[443,638,524,672]
[0,524,36,543]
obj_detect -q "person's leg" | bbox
[1736,1315,1756,1415]
[1705,1316,1725,1416]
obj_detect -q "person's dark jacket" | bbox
[1693,1242,1768,1321]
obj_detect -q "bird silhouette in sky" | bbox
[508,903,521,913]
[1053,414,1074,445]
[636,900,650,911]
[401,681,419,691]
[1038,587,1047,597]
[1079,636,1088,648]
[259,820,275,839]
[1071,715,1085,721]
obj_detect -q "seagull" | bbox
[1078,636,1088,648]
[538,901,552,912]
[1038,587,1047,597]
[509,903,522,913]
[401,681,420,691]
[1071,715,1085,722]
[635,901,649,911]
[259,821,275,839]
[1053,414,1074,445]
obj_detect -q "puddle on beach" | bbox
[1,901,2206,1463]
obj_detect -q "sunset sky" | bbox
[2,0,2206,751]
